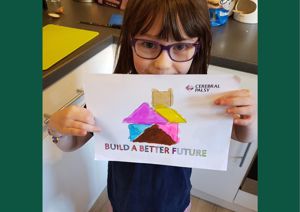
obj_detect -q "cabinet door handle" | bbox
[43,89,84,125]
[239,143,251,167]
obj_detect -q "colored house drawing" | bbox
[122,89,186,146]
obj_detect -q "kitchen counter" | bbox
[210,18,257,74]
[43,0,257,89]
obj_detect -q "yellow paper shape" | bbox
[43,24,99,70]
[155,106,186,123]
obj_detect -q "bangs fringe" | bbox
[137,1,186,41]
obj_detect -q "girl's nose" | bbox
[153,50,173,72]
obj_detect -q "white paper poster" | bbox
[83,74,240,170]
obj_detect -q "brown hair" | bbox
[114,0,211,74]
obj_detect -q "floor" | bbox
[190,195,233,212]
[89,188,233,212]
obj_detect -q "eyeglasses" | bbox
[131,38,200,62]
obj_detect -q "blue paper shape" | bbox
[128,124,151,141]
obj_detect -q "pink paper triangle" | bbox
[123,103,167,124]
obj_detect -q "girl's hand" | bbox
[214,89,256,126]
[48,105,101,137]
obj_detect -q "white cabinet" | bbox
[43,44,117,123]
[191,65,257,212]
[43,44,116,212]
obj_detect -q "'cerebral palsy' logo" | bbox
[186,83,220,93]
[185,85,194,91]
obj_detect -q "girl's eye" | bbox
[142,41,157,49]
[173,44,189,51]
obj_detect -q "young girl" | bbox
[48,0,257,211]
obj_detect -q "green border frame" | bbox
[1,1,42,211]
[259,0,299,211]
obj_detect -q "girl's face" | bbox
[132,17,198,75]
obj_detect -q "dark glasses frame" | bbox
[131,38,200,62]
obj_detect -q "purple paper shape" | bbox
[123,103,167,124]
